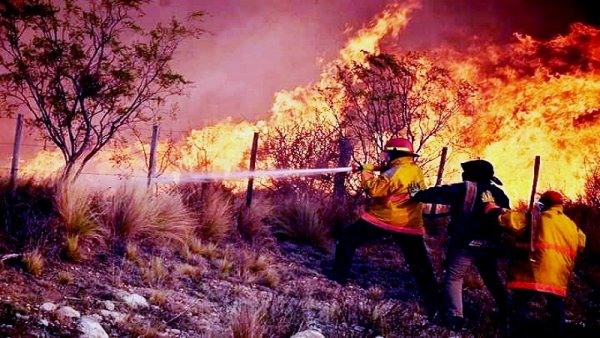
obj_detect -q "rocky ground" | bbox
[1,233,599,338]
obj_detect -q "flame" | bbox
[20,2,600,202]
[435,23,600,200]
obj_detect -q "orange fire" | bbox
[20,1,600,202]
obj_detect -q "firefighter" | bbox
[327,137,440,317]
[482,190,586,337]
[409,160,511,331]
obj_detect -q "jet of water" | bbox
[158,166,353,183]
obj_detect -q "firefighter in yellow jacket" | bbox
[482,190,586,336]
[327,137,440,316]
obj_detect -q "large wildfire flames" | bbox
[21,0,600,202]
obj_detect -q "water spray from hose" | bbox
[158,166,354,183]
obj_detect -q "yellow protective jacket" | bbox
[360,157,426,235]
[498,205,586,297]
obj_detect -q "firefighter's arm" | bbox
[412,184,459,205]
[361,166,392,197]
[481,191,526,235]
[577,228,587,253]
[497,210,527,235]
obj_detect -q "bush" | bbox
[54,183,105,260]
[22,250,44,277]
[177,182,234,242]
[230,304,266,338]
[0,177,56,246]
[268,194,333,252]
[236,195,274,246]
[104,186,195,253]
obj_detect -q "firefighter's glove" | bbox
[361,163,376,173]
[408,182,421,199]
[481,190,495,204]
[481,190,501,215]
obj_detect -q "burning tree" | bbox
[0,0,204,180]
[327,51,474,169]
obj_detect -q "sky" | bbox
[145,0,600,130]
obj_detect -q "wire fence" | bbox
[0,116,196,181]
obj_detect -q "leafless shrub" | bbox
[0,177,57,245]
[262,295,305,337]
[584,163,600,209]
[326,291,404,337]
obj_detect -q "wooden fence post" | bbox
[147,124,159,188]
[429,146,448,215]
[334,137,352,202]
[9,113,24,194]
[245,132,259,207]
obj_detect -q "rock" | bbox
[57,306,81,319]
[79,316,109,338]
[115,290,148,309]
[102,300,115,311]
[166,328,181,336]
[99,309,126,323]
[291,329,326,338]
[39,319,49,326]
[40,302,57,312]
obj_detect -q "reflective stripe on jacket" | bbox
[499,205,586,297]
[360,157,425,235]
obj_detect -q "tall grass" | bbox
[54,183,104,260]
[268,194,333,252]
[236,195,274,246]
[230,304,266,338]
[177,183,234,242]
[105,186,195,252]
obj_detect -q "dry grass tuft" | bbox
[54,182,105,260]
[367,286,386,301]
[141,256,168,286]
[230,304,266,338]
[64,234,81,262]
[214,256,235,277]
[149,290,167,306]
[176,263,203,279]
[187,236,204,255]
[198,242,219,260]
[125,242,139,262]
[105,186,195,251]
[268,194,333,252]
[57,271,74,285]
[178,183,234,242]
[22,250,44,277]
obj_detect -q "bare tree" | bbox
[108,126,181,179]
[324,51,474,170]
[260,111,339,193]
[0,0,204,180]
